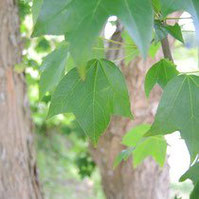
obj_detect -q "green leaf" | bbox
[144,59,179,97]
[152,0,161,13]
[122,31,139,65]
[154,20,168,42]
[160,0,199,37]
[113,0,153,58]
[154,20,184,43]
[165,23,184,43]
[122,124,151,147]
[48,59,132,144]
[180,162,199,184]
[132,135,167,167]
[32,0,43,25]
[147,75,199,159]
[39,42,68,99]
[174,196,182,199]
[113,147,134,168]
[190,182,199,199]
[149,42,161,58]
[122,124,167,167]
[33,0,153,73]
[180,163,199,199]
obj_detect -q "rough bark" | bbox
[90,23,170,199]
[0,0,42,199]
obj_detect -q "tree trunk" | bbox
[0,0,42,199]
[90,23,170,199]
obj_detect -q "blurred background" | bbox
[17,1,199,198]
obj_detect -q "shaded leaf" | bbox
[180,162,199,199]
[39,42,68,99]
[144,59,179,97]
[190,181,199,199]
[48,59,132,144]
[33,0,153,74]
[160,0,199,38]
[155,20,184,43]
[147,75,199,159]
[32,0,43,25]
[180,162,199,184]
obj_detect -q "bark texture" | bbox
[0,0,42,199]
[90,23,170,199]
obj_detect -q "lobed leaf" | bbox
[48,59,132,144]
[33,0,153,74]
[147,75,199,159]
[39,42,68,99]
[122,124,167,167]
[144,59,179,97]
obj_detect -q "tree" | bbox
[0,0,42,198]
[89,22,170,199]
[13,0,199,198]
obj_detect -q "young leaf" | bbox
[39,42,68,99]
[122,31,139,65]
[144,59,179,97]
[122,124,151,147]
[122,124,167,167]
[48,59,132,144]
[164,23,184,43]
[33,0,153,73]
[149,42,161,58]
[154,20,184,43]
[147,75,199,159]
[132,135,167,167]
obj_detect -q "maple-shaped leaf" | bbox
[32,0,153,75]
[147,75,199,159]
[144,59,179,97]
[48,59,132,144]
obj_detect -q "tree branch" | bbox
[161,36,173,62]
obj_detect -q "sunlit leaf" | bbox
[122,124,167,167]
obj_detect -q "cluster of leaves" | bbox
[17,0,98,184]
[31,0,199,198]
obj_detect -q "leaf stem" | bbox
[166,17,192,20]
